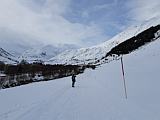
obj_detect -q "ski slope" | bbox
[0,39,160,120]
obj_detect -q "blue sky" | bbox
[0,0,160,47]
[64,0,130,39]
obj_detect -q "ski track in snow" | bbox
[0,39,160,120]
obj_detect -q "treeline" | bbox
[1,64,84,76]
[0,62,95,89]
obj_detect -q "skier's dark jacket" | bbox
[72,75,76,82]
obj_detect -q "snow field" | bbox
[0,39,160,120]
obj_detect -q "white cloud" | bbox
[0,0,105,47]
[126,0,160,22]
[2,0,159,48]
[93,2,117,11]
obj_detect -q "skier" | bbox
[72,74,76,87]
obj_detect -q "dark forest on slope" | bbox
[105,25,160,57]
[0,63,95,89]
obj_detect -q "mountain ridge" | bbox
[0,47,18,64]
[47,16,160,65]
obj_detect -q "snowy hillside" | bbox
[47,16,160,65]
[1,17,159,65]
[0,37,160,120]
[0,48,18,64]
[19,44,78,63]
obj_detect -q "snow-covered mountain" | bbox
[19,44,78,63]
[47,16,160,65]
[0,28,42,57]
[0,48,18,64]
[0,27,79,64]
[1,8,160,120]
[1,17,160,65]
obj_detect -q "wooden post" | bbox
[120,57,128,99]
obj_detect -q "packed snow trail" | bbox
[0,39,160,120]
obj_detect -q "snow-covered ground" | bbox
[0,37,160,120]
